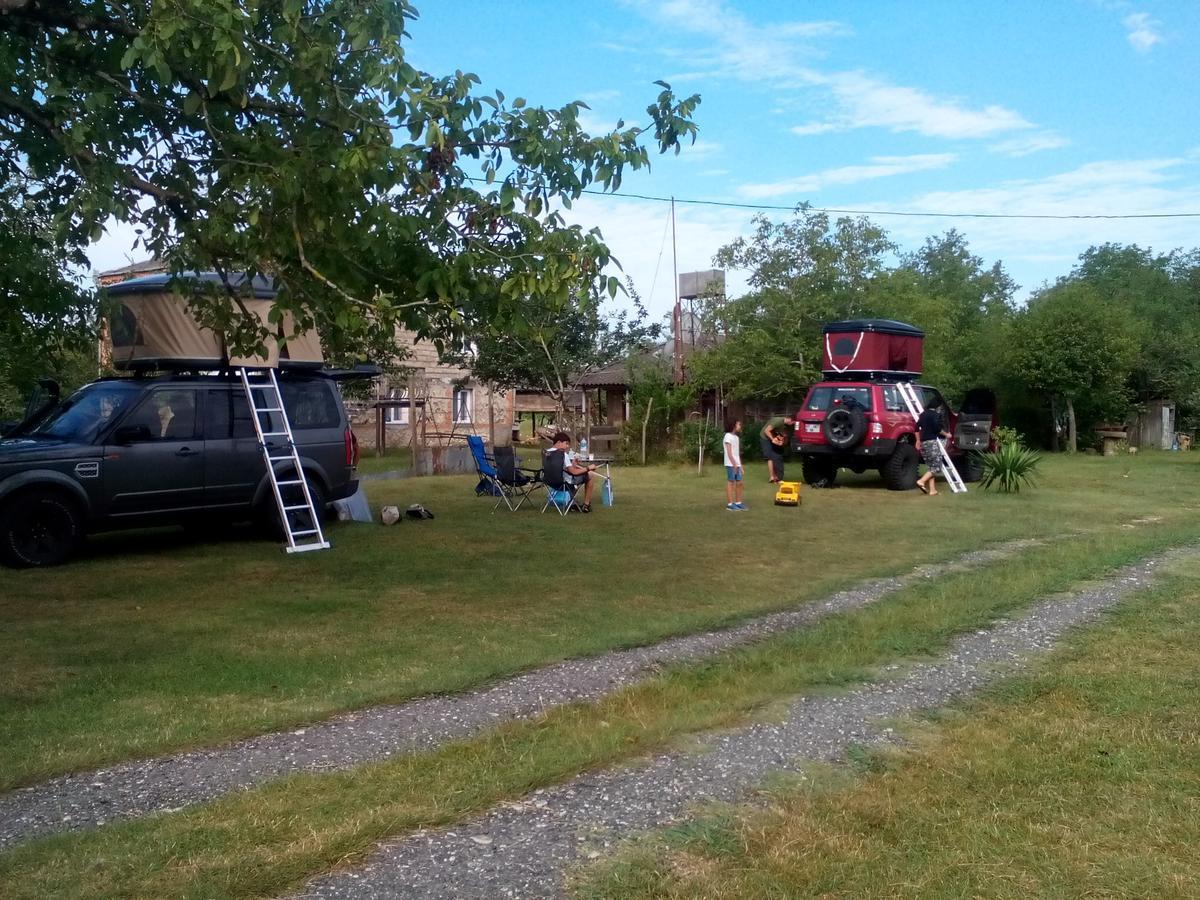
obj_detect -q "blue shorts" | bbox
[725,466,743,482]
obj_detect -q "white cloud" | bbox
[623,0,1034,141]
[989,133,1070,157]
[867,157,1200,296]
[738,153,958,200]
[809,71,1032,139]
[1124,12,1163,52]
[558,193,751,317]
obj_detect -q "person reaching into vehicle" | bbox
[723,419,746,510]
[916,401,952,496]
[759,415,794,483]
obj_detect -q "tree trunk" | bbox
[641,396,654,465]
[1050,395,1060,453]
[1066,396,1077,453]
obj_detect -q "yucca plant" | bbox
[979,441,1042,493]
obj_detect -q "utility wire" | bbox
[575,188,1200,220]
[463,178,1199,220]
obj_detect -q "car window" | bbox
[805,386,872,412]
[119,389,199,441]
[25,382,140,443]
[280,380,340,430]
[882,385,905,412]
[920,387,945,411]
[805,387,833,411]
[205,389,262,439]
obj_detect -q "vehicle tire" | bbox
[823,407,868,449]
[256,474,328,539]
[802,457,838,488]
[882,442,920,491]
[961,451,985,483]
[0,489,84,568]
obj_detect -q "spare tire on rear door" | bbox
[823,406,867,449]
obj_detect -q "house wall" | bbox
[351,328,515,450]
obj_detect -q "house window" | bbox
[386,388,408,425]
[453,388,473,424]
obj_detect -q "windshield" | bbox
[21,382,140,444]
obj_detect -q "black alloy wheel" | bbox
[823,407,867,449]
[0,490,83,568]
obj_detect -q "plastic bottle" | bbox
[579,437,589,459]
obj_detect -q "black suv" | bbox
[0,372,359,567]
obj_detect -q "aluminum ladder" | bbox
[894,381,967,494]
[238,368,331,553]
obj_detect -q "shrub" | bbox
[979,442,1042,493]
[682,419,725,463]
[990,424,1026,449]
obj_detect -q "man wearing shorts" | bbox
[723,419,746,510]
[916,403,952,495]
[759,415,794,483]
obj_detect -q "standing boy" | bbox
[723,419,746,510]
[915,403,952,496]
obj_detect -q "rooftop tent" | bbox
[821,319,924,380]
[105,272,323,370]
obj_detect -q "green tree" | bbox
[894,230,1016,399]
[0,174,99,419]
[463,280,662,419]
[1,0,699,356]
[1006,282,1138,452]
[1063,244,1200,429]
[693,206,893,401]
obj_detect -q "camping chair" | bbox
[493,445,544,511]
[540,448,579,516]
[467,435,503,498]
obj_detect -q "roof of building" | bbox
[575,347,670,388]
[96,258,168,282]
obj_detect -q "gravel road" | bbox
[0,540,1039,850]
[290,547,1191,900]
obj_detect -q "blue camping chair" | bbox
[467,435,502,498]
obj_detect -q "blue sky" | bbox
[90,0,1200,320]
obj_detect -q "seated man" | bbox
[548,431,598,513]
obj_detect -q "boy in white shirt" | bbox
[722,419,746,511]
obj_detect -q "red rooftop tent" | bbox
[821,319,924,380]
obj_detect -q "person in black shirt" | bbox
[915,402,952,495]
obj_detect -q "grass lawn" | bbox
[1,452,1198,794]
[573,556,1200,899]
[352,444,413,475]
[0,491,1195,898]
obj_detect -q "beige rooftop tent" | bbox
[105,272,323,369]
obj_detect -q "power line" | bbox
[574,188,1200,220]
[463,179,1198,220]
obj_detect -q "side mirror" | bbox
[113,424,154,444]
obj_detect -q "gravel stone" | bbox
[289,546,1194,900]
[0,539,1041,850]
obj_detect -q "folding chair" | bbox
[540,448,580,516]
[467,435,503,498]
[493,445,544,511]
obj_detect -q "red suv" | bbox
[793,381,996,490]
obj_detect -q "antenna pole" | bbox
[671,197,683,385]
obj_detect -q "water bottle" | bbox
[579,437,589,459]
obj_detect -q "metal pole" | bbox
[671,197,683,385]
[408,374,419,475]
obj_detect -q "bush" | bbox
[979,442,1042,493]
[682,419,725,463]
[990,424,1026,449]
